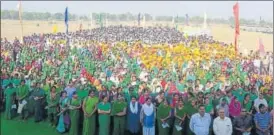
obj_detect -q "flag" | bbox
[203,12,207,29]
[185,14,189,26]
[233,2,240,54]
[258,38,265,55]
[138,13,141,26]
[52,25,58,33]
[64,7,69,34]
[17,1,23,43]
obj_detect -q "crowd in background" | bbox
[1,26,273,135]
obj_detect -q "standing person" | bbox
[64,81,76,99]
[17,80,29,121]
[157,99,172,135]
[254,94,268,112]
[172,99,187,135]
[68,92,81,135]
[4,83,16,120]
[56,91,70,133]
[233,108,253,135]
[213,108,233,135]
[45,86,59,127]
[31,82,45,122]
[242,94,253,115]
[254,104,272,135]
[82,89,99,135]
[140,97,156,135]
[127,96,142,135]
[229,96,242,119]
[112,94,127,135]
[186,99,198,135]
[189,105,211,135]
[216,98,230,117]
[98,95,111,135]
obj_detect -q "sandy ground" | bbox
[1,20,273,52]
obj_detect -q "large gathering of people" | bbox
[1,26,273,135]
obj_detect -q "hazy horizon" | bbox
[1,1,273,22]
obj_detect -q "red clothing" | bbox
[161,80,167,88]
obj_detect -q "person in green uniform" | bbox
[45,86,59,127]
[186,99,198,135]
[76,84,89,101]
[31,82,45,122]
[82,90,99,135]
[157,99,172,135]
[242,94,252,115]
[4,83,16,120]
[173,99,187,135]
[68,92,82,135]
[98,95,111,135]
[17,80,29,121]
[112,94,127,135]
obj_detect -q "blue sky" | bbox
[1,1,273,21]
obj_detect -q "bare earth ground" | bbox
[1,20,273,52]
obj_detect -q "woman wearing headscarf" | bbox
[98,95,111,135]
[229,96,242,119]
[140,97,156,135]
[82,89,99,135]
[68,92,81,135]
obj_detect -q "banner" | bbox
[52,25,58,33]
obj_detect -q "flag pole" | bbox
[18,0,23,43]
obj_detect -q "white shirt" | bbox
[254,98,268,109]
[213,116,233,135]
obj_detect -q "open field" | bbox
[1,20,273,52]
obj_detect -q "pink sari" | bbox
[229,97,241,117]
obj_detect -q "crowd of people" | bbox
[1,26,273,135]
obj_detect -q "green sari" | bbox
[112,100,127,135]
[98,102,111,135]
[173,107,187,135]
[4,87,16,119]
[157,103,171,135]
[185,104,198,135]
[82,96,99,135]
[69,98,81,135]
[242,100,252,112]
[46,92,59,125]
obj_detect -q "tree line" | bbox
[1,10,272,27]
